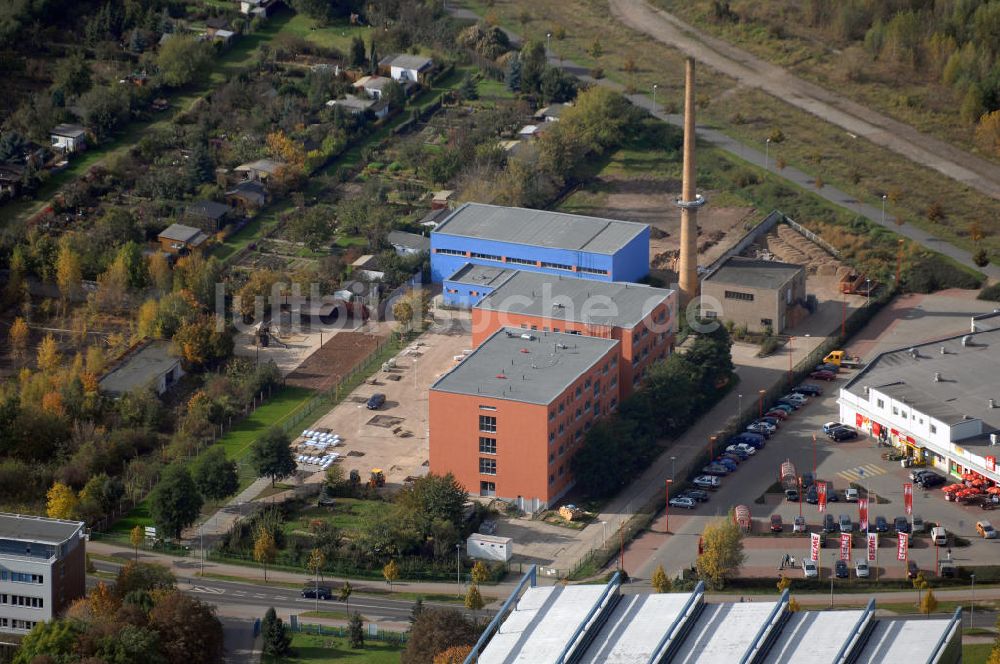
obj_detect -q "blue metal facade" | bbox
[442,279,497,308]
[430,228,650,284]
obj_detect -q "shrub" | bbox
[973,248,989,267]
[904,253,982,293]
[978,282,1000,301]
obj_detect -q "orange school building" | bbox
[429,328,620,511]
[470,272,677,398]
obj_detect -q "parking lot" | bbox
[295,324,473,489]
[635,289,1000,581]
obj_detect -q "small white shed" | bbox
[467,533,513,562]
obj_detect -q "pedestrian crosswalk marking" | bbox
[836,464,887,483]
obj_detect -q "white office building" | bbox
[0,514,87,635]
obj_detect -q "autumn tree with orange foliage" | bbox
[434,645,473,664]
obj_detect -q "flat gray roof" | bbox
[704,257,803,290]
[844,326,1000,429]
[390,54,433,71]
[764,610,865,663]
[388,230,430,252]
[159,223,206,243]
[853,618,956,664]
[476,272,674,329]
[431,327,618,405]
[445,263,517,288]
[433,203,648,255]
[479,585,611,664]
[235,158,284,174]
[579,593,693,664]
[99,340,179,396]
[0,513,83,544]
[52,123,85,138]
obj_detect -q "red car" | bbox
[770,514,783,532]
[765,409,789,420]
[809,370,836,381]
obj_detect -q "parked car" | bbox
[907,560,920,579]
[775,399,802,411]
[693,475,721,489]
[771,514,784,532]
[875,516,889,533]
[746,422,774,437]
[845,488,859,502]
[827,483,840,502]
[702,464,730,476]
[757,416,782,428]
[770,404,796,414]
[725,445,750,460]
[669,496,697,509]
[828,427,858,442]
[802,560,818,578]
[793,516,806,533]
[301,586,333,600]
[366,393,386,410]
[801,472,816,488]
[785,489,800,502]
[683,489,710,502]
[729,433,766,449]
[823,422,845,434]
[939,561,957,578]
[977,520,998,539]
[783,393,809,404]
[912,515,926,533]
[839,514,853,533]
[809,370,836,381]
[823,514,837,533]
[765,409,789,420]
[910,469,932,483]
[805,485,819,504]
[835,560,849,578]
[794,384,823,396]
[715,457,738,471]
[894,516,912,534]
[855,560,870,578]
[917,473,946,488]
[815,363,839,373]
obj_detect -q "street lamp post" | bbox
[665,479,673,532]
[765,137,771,171]
[652,84,658,108]
[546,32,552,55]
[758,389,766,419]
[737,393,743,423]
[709,436,717,462]
[865,279,871,307]
[881,194,887,226]
[670,456,676,480]
[971,574,976,626]
[456,544,461,592]
[601,520,608,547]
[788,336,794,388]
[830,552,835,607]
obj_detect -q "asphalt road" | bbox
[90,561,484,623]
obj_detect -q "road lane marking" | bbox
[837,463,887,482]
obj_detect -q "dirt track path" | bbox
[609,0,1000,201]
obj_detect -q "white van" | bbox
[931,526,948,546]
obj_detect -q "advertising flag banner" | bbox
[810,533,821,562]
[817,481,827,513]
[988,456,996,472]
[903,482,913,515]
[840,533,851,561]
[858,498,869,532]
[897,532,909,561]
[867,533,877,562]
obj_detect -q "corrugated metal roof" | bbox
[445,264,517,288]
[433,203,647,255]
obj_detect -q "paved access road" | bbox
[610,0,1000,203]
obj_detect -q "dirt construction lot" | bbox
[285,330,384,392]
[296,324,472,488]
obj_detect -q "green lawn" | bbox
[217,385,317,460]
[263,632,403,664]
[476,77,514,99]
[280,14,372,53]
[964,643,994,664]
[283,500,385,536]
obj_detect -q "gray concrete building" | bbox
[0,514,86,636]
[701,257,807,333]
